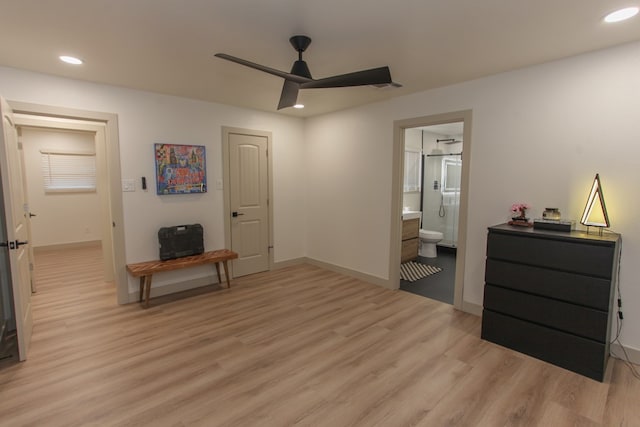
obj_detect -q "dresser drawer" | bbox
[485,259,612,310]
[483,284,609,342]
[487,232,615,278]
[481,310,608,381]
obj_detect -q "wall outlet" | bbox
[122,179,135,192]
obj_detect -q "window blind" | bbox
[41,151,96,192]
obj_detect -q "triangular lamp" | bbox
[580,173,610,233]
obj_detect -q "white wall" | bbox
[0,66,307,294]
[305,101,393,280]
[305,41,640,352]
[21,127,103,247]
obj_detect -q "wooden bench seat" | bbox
[126,249,238,308]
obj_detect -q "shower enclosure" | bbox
[421,152,462,247]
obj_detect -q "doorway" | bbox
[390,110,472,312]
[400,123,463,304]
[17,125,109,282]
[8,101,127,304]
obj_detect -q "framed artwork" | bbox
[154,143,207,194]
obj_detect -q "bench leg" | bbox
[214,262,222,285]
[223,261,231,289]
[143,275,152,308]
[139,277,145,302]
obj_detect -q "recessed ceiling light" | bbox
[59,55,83,65]
[604,7,639,23]
[293,104,304,109]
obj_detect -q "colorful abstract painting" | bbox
[154,143,207,194]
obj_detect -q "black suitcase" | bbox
[158,224,204,260]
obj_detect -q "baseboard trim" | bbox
[34,240,101,253]
[126,274,223,304]
[304,258,391,289]
[127,257,471,313]
[462,301,482,317]
[272,257,307,270]
[610,342,640,365]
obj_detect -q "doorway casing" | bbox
[9,101,127,304]
[390,110,473,313]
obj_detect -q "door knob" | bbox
[16,240,28,247]
[29,212,36,218]
[232,211,245,217]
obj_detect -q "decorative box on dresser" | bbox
[401,218,420,263]
[481,223,621,381]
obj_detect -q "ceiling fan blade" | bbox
[215,53,313,84]
[301,66,392,89]
[277,80,300,110]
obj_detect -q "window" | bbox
[441,157,461,193]
[41,151,96,192]
[403,150,421,192]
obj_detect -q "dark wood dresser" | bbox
[481,223,621,381]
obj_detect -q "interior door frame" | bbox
[390,110,472,312]
[15,117,112,281]
[221,126,274,276]
[9,101,128,304]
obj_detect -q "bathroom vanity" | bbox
[481,224,621,381]
[401,212,420,263]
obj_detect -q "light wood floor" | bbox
[0,246,638,426]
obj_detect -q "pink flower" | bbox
[510,203,530,213]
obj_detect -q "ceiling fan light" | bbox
[604,7,639,23]
[59,55,83,65]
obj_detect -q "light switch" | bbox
[216,179,223,190]
[122,179,136,192]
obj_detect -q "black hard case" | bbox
[158,224,204,260]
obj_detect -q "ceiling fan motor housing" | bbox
[289,35,312,53]
[291,60,312,78]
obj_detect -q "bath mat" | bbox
[400,261,442,282]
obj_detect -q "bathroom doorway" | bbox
[390,110,471,312]
[400,123,463,304]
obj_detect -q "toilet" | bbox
[419,229,444,258]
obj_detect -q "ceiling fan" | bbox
[215,35,399,110]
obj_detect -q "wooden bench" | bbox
[126,249,238,308]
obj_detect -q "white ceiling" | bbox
[0,1,639,117]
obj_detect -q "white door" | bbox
[228,132,270,277]
[18,133,36,292]
[0,97,33,360]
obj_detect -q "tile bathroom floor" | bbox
[400,247,456,305]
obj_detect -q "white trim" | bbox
[462,301,482,317]
[10,101,126,303]
[126,274,226,303]
[610,342,640,365]
[304,258,391,288]
[391,110,473,311]
[272,257,307,270]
